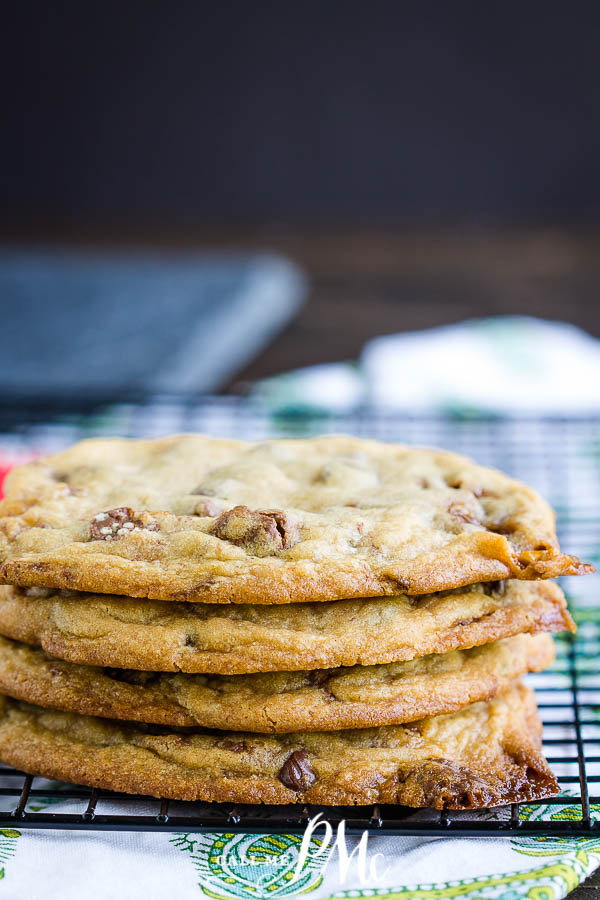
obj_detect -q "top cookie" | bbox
[0,434,589,603]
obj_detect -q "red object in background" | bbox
[0,454,40,499]
[0,465,14,498]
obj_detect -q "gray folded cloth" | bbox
[0,247,305,395]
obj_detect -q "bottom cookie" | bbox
[0,682,557,808]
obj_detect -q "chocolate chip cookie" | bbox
[0,580,572,673]
[0,435,589,603]
[0,682,557,807]
[0,632,554,732]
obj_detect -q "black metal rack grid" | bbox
[0,395,598,836]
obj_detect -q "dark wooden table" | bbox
[575,873,600,897]
[215,226,600,390]
[6,225,600,391]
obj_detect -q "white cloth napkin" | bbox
[253,316,600,415]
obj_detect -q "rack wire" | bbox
[0,395,598,835]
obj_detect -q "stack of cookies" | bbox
[0,435,590,809]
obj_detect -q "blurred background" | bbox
[2,0,600,413]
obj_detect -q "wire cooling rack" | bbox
[0,395,598,835]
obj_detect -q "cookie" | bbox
[0,580,573,674]
[0,682,557,807]
[0,435,589,603]
[0,632,555,732]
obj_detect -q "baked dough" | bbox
[0,682,557,808]
[0,580,572,674]
[0,435,588,603]
[0,632,554,732]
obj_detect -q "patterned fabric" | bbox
[0,402,598,899]
[0,800,598,899]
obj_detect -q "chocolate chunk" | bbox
[210,505,300,557]
[261,509,301,548]
[89,508,159,541]
[278,749,316,792]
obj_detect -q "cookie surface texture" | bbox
[0,580,573,673]
[0,435,589,603]
[0,682,557,807]
[0,632,555,732]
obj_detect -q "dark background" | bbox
[5,1,600,227]
[3,1,600,388]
